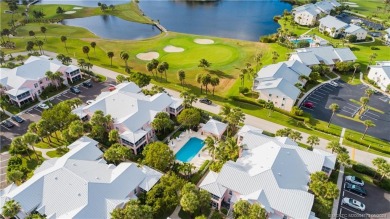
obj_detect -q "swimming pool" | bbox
[290,38,314,44]
[175,137,205,162]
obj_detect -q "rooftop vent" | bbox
[78,193,81,196]
[278,173,281,176]
[55,177,58,180]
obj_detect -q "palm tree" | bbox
[372,157,387,178]
[196,73,204,94]
[23,132,40,160]
[45,70,55,86]
[178,70,186,86]
[361,120,375,139]
[157,64,165,81]
[351,63,360,80]
[35,40,44,55]
[180,91,198,108]
[53,71,63,88]
[161,62,169,81]
[369,53,377,65]
[328,103,339,127]
[60,36,68,52]
[210,76,220,95]
[40,26,47,41]
[82,46,90,60]
[16,55,24,64]
[202,136,218,161]
[360,97,369,113]
[327,140,341,154]
[179,162,196,179]
[271,51,279,64]
[146,62,154,77]
[120,51,129,68]
[265,101,274,117]
[28,30,36,39]
[365,88,374,99]
[254,52,263,72]
[201,74,211,94]
[307,135,320,149]
[240,68,247,86]
[90,41,96,54]
[2,200,21,219]
[198,58,211,69]
[107,51,114,66]
[330,27,336,37]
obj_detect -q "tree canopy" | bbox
[111,200,153,219]
[177,108,201,128]
[142,142,174,172]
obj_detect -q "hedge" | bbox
[345,136,389,155]
[229,96,263,107]
[190,160,210,184]
[312,126,340,137]
[262,130,275,137]
[353,163,390,192]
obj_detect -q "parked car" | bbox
[329,81,339,87]
[1,120,14,128]
[371,89,379,94]
[109,86,116,92]
[342,197,365,211]
[199,98,212,105]
[86,100,94,105]
[70,87,81,94]
[345,175,364,187]
[345,182,367,196]
[303,101,314,108]
[38,103,49,110]
[11,115,24,123]
[82,81,93,88]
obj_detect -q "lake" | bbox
[61,15,160,40]
[40,0,292,41]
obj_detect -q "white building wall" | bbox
[367,68,390,91]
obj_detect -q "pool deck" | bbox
[168,129,211,169]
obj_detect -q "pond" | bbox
[61,15,160,40]
[39,0,292,41]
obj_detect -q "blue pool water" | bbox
[291,38,314,44]
[176,137,205,162]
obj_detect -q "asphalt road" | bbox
[301,80,390,142]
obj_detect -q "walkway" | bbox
[331,165,345,219]
[7,50,390,167]
[169,205,181,219]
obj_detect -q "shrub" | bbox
[210,211,224,219]
[273,15,281,22]
[239,87,249,94]
[348,35,357,43]
[297,40,310,48]
[344,136,389,155]
[291,106,304,116]
[311,126,340,137]
[262,130,275,137]
[220,208,228,215]
[229,96,262,107]
[370,46,380,50]
[373,179,390,192]
[352,163,376,177]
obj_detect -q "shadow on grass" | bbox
[205,69,234,79]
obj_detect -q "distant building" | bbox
[72,82,183,154]
[344,24,368,41]
[292,0,341,26]
[367,61,390,91]
[0,136,163,219]
[289,46,357,69]
[383,28,390,45]
[0,56,81,107]
[253,60,312,111]
[319,15,367,40]
[199,126,335,218]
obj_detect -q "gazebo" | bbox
[201,119,228,140]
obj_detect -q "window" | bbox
[229,190,232,195]
[39,80,43,84]
[281,104,284,106]
[34,83,38,88]
[268,94,272,97]
[282,97,285,100]
[134,189,137,194]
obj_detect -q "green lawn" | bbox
[342,0,390,24]
[35,132,67,149]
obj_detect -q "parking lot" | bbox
[0,79,114,147]
[337,175,390,219]
[336,13,384,31]
[301,80,390,141]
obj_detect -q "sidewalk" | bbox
[331,165,345,219]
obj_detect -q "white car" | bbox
[329,81,339,87]
[342,197,365,211]
[345,175,364,186]
[38,103,49,110]
[86,100,95,105]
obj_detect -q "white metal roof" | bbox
[344,24,366,34]
[319,15,348,30]
[0,136,162,219]
[201,119,228,137]
[293,46,356,65]
[255,78,301,100]
[199,131,333,218]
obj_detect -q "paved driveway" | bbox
[301,80,390,142]
[1,80,114,147]
[0,153,10,189]
[337,175,390,219]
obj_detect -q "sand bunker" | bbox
[64,11,76,14]
[194,39,214,45]
[136,52,159,61]
[73,7,83,10]
[163,45,184,53]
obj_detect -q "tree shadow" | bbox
[101,63,119,69]
[205,69,234,79]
